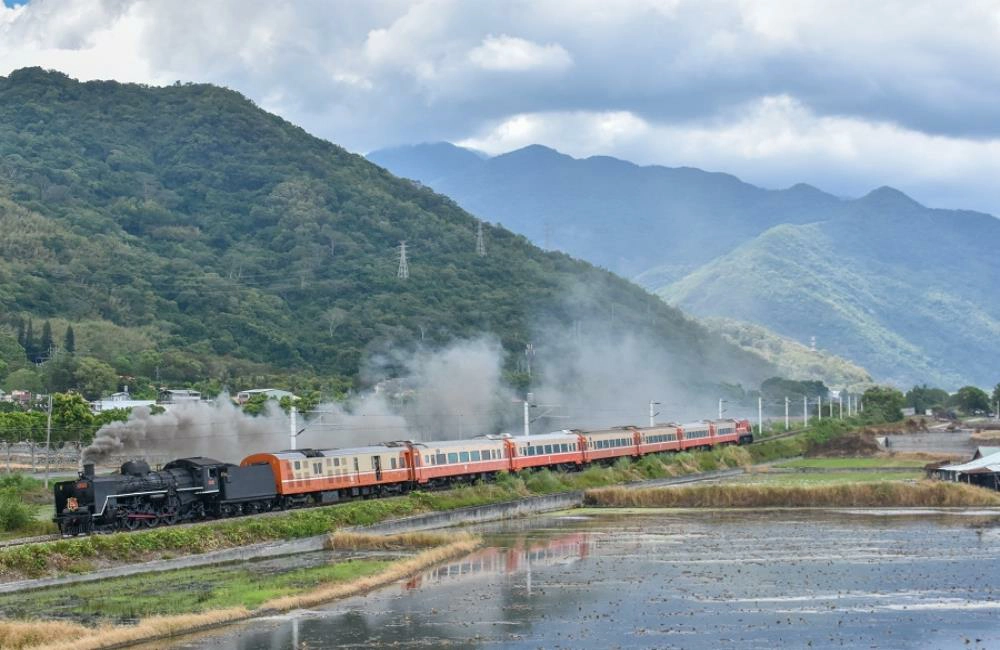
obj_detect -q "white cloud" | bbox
[467,34,572,71]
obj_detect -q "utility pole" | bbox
[718,398,725,420]
[839,395,843,419]
[523,395,532,437]
[289,406,297,450]
[44,394,52,488]
[804,395,809,427]
[650,401,661,428]
[829,399,834,418]
[758,396,763,435]
[396,241,409,280]
[818,395,822,421]
[476,221,486,256]
[785,396,790,431]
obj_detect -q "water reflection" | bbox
[164,510,1000,650]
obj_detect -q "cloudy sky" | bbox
[3,0,1000,215]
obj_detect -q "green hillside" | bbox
[700,317,873,391]
[659,211,1000,389]
[0,68,773,394]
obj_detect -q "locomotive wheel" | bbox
[122,514,142,531]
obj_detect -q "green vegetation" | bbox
[861,386,905,422]
[0,558,391,621]
[0,475,57,537]
[735,470,924,485]
[0,393,128,444]
[0,68,772,396]
[703,318,872,391]
[774,457,929,469]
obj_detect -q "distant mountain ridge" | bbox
[368,142,1000,388]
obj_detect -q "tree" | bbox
[992,383,1000,415]
[22,319,34,363]
[0,330,27,378]
[861,386,905,422]
[39,321,53,360]
[2,368,43,394]
[951,386,990,415]
[63,325,75,354]
[51,393,94,444]
[73,357,118,400]
[41,353,78,393]
[905,384,950,413]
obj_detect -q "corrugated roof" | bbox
[938,451,1000,474]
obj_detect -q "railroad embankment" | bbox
[585,481,1000,508]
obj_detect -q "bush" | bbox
[0,489,33,532]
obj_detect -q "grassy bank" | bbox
[0,533,482,650]
[585,482,1000,508]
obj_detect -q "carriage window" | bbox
[544,445,553,454]
[294,461,301,470]
[313,462,322,474]
[459,451,470,462]
[448,453,459,463]
[391,458,398,469]
[436,453,446,465]
[470,450,481,461]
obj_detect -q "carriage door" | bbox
[372,456,383,481]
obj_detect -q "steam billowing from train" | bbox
[83,296,762,464]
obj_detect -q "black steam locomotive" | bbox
[53,458,277,535]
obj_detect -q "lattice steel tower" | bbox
[397,240,409,280]
[476,221,486,257]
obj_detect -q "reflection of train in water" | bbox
[54,418,752,534]
[404,533,592,592]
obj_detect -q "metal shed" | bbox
[934,451,1000,490]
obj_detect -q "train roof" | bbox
[508,431,581,444]
[415,437,507,449]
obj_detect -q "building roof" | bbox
[973,446,1000,459]
[937,451,1000,475]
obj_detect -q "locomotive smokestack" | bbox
[83,463,95,479]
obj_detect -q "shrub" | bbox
[0,489,33,532]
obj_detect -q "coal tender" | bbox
[53,457,277,535]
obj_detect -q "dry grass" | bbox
[325,530,458,550]
[0,535,482,650]
[585,481,1000,508]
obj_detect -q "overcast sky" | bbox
[3,0,1000,215]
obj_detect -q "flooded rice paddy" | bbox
[162,509,1000,649]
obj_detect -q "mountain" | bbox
[700,318,872,391]
[368,142,1000,389]
[368,142,843,281]
[0,68,774,393]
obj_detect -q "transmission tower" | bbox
[396,241,409,280]
[476,221,486,257]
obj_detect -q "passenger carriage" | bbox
[678,421,714,450]
[635,424,683,455]
[579,427,639,463]
[414,437,509,486]
[241,444,411,503]
[508,431,585,471]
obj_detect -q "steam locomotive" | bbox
[54,418,752,535]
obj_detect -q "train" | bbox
[53,418,752,535]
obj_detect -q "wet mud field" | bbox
[161,509,1000,649]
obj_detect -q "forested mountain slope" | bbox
[0,68,773,390]
[369,143,1000,388]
